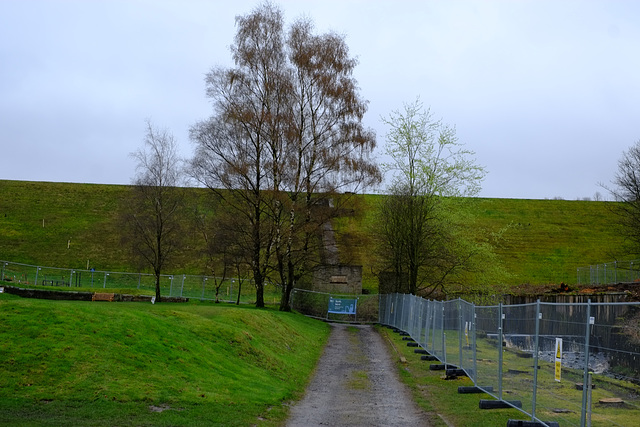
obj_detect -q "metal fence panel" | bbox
[474,304,502,400]
[0,260,281,303]
[381,293,640,426]
[459,299,476,383]
[578,259,640,285]
[501,303,542,417]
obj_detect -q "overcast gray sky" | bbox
[1,0,638,199]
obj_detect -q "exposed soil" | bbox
[285,324,433,427]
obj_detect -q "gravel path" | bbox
[286,324,433,427]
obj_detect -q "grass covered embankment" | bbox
[0,179,627,290]
[336,195,625,290]
[0,292,330,426]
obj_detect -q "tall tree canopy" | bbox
[377,98,488,296]
[190,2,380,309]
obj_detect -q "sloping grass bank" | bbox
[337,195,625,289]
[0,180,626,289]
[0,292,330,426]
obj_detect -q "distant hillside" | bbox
[0,180,627,291]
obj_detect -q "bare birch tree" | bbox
[608,140,640,255]
[124,120,184,302]
[190,2,380,309]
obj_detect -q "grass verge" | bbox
[378,325,522,427]
[0,292,330,426]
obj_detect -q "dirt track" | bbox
[285,324,433,427]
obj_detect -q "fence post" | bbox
[394,294,399,328]
[103,272,108,288]
[423,300,429,351]
[386,294,389,325]
[531,299,541,421]
[472,303,477,385]
[458,299,463,369]
[35,266,40,286]
[498,303,504,401]
[430,301,436,354]
[580,300,593,427]
[587,372,593,427]
[442,303,446,364]
[416,296,421,337]
[181,275,185,297]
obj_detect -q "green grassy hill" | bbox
[333,194,627,290]
[0,180,627,290]
[0,292,329,426]
[466,197,624,285]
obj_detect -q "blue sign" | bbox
[328,297,357,315]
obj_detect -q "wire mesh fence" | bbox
[577,259,640,285]
[380,293,640,427]
[0,260,280,304]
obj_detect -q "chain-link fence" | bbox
[0,260,280,304]
[380,293,640,427]
[577,259,640,285]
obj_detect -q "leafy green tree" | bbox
[377,98,487,296]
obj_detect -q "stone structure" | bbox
[309,202,363,295]
[312,264,362,295]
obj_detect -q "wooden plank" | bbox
[92,292,115,302]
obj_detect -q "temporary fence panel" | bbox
[474,304,502,401]
[578,259,640,285]
[459,299,476,383]
[379,293,640,427]
[0,260,277,304]
[500,302,543,417]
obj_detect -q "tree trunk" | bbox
[279,259,294,312]
[155,273,161,302]
[255,279,265,308]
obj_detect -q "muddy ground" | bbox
[285,324,435,427]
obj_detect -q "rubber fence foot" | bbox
[507,420,559,427]
[479,400,522,409]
